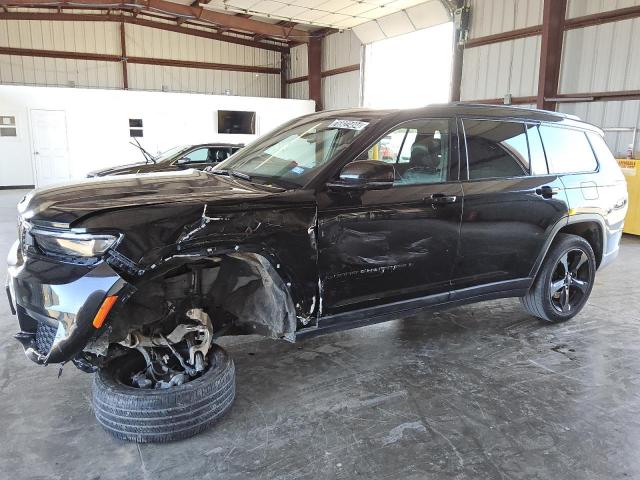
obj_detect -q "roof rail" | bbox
[450,102,580,120]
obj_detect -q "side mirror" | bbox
[327,160,395,191]
[177,157,191,165]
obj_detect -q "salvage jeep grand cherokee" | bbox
[6,104,627,443]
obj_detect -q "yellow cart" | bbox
[618,159,640,235]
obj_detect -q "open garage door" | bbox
[362,23,454,109]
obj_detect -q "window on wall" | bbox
[129,119,143,137]
[463,120,529,180]
[358,119,450,185]
[0,116,17,137]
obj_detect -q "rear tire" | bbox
[92,344,235,443]
[521,233,596,323]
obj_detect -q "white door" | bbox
[30,110,70,186]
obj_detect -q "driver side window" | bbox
[361,119,449,185]
[181,148,209,163]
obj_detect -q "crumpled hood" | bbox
[18,169,277,227]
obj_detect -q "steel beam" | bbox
[537,0,567,110]
[307,36,322,111]
[0,46,280,74]
[120,22,128,89]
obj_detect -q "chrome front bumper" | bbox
[7,241,127,364]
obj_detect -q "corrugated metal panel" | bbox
[0,17,120,53]
[125,24,279,70]
[288,43,308,78]
[287,80,308,101]
[322,70,360,110]
[559,100,640,156]
[468,0,543,39]
[567,0,640,18]
[460,35,540,100]
[323,31,360,70]
[322,31,361,109]
[0,17,122,88]
[127,63,279,97]
[0,55,122,88]
[0,16,282,96]
[560,17,640,94]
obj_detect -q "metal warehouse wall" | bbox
[461,0,640,156]
[558,6,640,156]
[0,9,281,97]
[287,43,308,101]
[461,0,543,101]
[287,31,362,110]
[322,31,361,110]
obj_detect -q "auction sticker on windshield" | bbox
[328,120,369,131]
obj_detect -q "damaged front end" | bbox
[6,222,131,368]
[7,221,307,382]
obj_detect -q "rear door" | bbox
[317,118,463,314]
[452,119,570,291]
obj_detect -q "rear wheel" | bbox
[521,233,596,323]
[92,344,235,443]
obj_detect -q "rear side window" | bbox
[463,120,529,180]
[586,132,616,166]
[539,125,598,174]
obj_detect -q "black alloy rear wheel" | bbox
[521,233,596,323]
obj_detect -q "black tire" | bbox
[521,233,596,323]
[92,344,235,443]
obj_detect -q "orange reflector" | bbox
[92,295,118,329]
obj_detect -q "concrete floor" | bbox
[1,188,640,480]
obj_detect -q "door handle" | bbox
[425,193,457,205]
[535,186,560,198]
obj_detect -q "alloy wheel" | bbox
[549,248,592,314]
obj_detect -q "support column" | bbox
[450,0,469,102]
[280,52,289,99]
[120,22,128,90]
[537,0,567,110]
[308,36,322,111]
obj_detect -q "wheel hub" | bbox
[549,248,591,314]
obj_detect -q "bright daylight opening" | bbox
[363,22,455,109]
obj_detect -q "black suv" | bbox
[6,104,628,443]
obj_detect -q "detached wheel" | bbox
[92,344,235,443]
[521,233,596,323]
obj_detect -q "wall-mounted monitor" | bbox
[218,110,256,134]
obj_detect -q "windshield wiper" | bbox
[229,170,251,181]
[207,169,251,181]
[130,138,156,164]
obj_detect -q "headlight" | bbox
[31,228,120,258]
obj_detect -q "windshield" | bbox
[156,145,190,163]
[214,117,375,187]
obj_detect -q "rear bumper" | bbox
[6,240,127,364]
[599,224,624,270]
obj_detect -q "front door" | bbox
[452,119,570,290]
[30,110,70,187]
[317,118,463,315]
